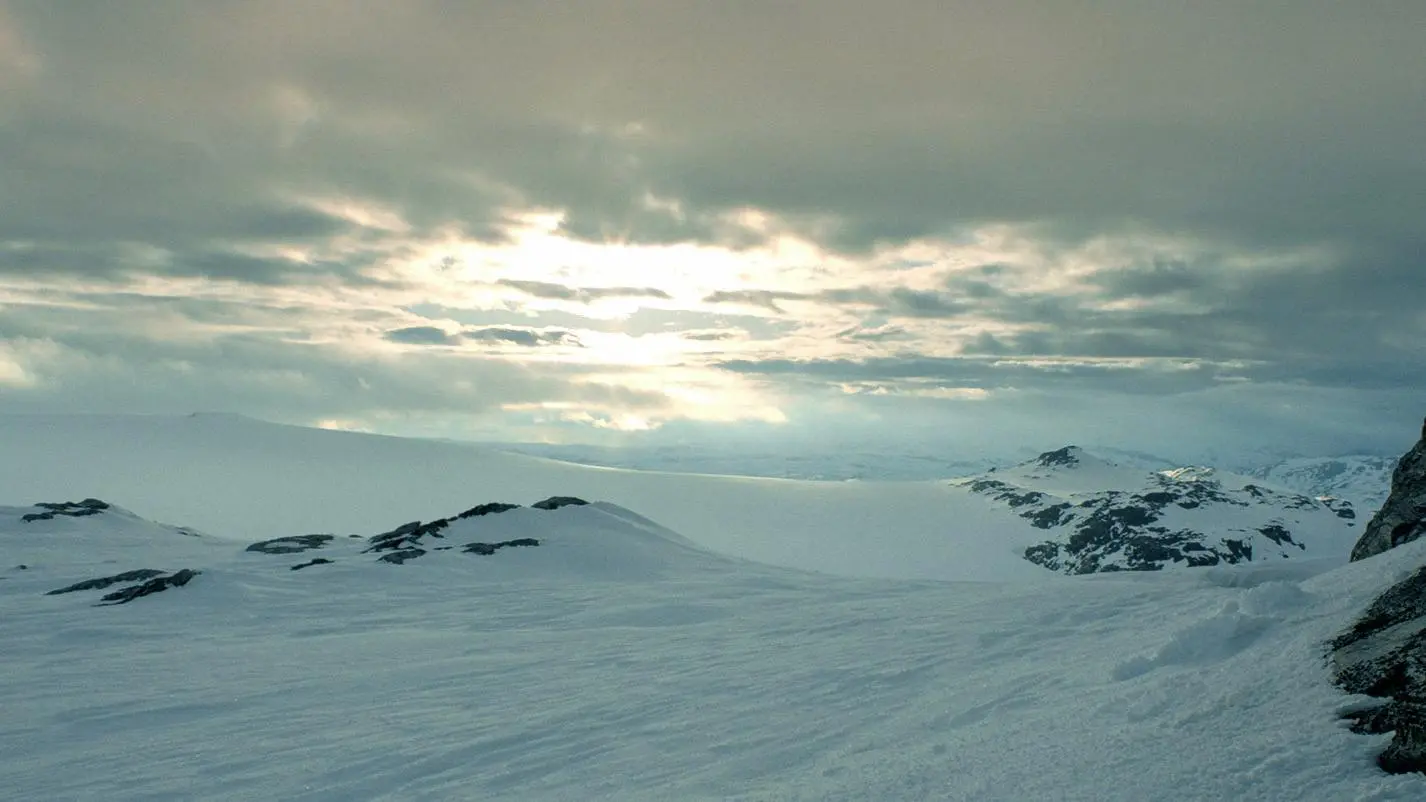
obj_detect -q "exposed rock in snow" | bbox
[1332,417,1426,773]
[361,501,574,564]
[956,447,1357,574]
[455,502,522,519]
[44,568,201,605]
[532,496,589,510]
[246,534,335,554]
[1333,565,1426,773]
[463,538,540,556]
[376,548,425,565]
[1351,420,1426,562]
[46,569,165,595]
[1033,446,1084,468]
[96,569,200,605]
[290,558,332,571]
[21,498,110,523]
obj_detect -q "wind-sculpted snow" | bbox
[957,448,1358,574]
[4,431,1426,797]
[4,492,1426,800]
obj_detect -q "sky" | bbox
[0,1,1423,462]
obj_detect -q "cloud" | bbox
[497,279,671,303]
[384,325,584,348]
[383,326,455,346]
[463,327,584,348]
[0,2,1422,455]
[681,329,741,342]
[703,285,968,318]
[702,290,810,312]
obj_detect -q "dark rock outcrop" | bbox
[456,502,522,519]
[532,496,589,510]
[1321,498,1357,521]
[365,520,451,558]
[47,567,199,604]
[47,569,165,595]
[290,558,333,571]
[1034,446,1082,468]
[463,538,540,556]
[1351,419,1426,561]
[1332,566,1426,773]
[246,534,335,554]
[21,498,111,523]
[71,569,201,605]
[376,548,425,564]
[362,499,569,563]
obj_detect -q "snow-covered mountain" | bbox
[953,446,1359,574]
[1247,455,1397,511]
[8,494,743,612]
[0,414,1368,583]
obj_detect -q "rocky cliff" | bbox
[1350,418,1426,562]
[1334,417,1426,773]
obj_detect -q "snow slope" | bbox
[2,495,1425,800]
[1248,455,1397,511]
[0,414,1052,582]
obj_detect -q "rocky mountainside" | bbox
[1351,421,1426,561]
[1248,455,1397,512]
[1333,417,1426,773]
[954,447,1359,575]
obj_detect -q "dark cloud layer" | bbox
[385,325,583,348]
[5,2,1420,264]
[497,279,671,304]
[1,1,1422,453]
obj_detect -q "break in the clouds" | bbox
[1,1,1423,456]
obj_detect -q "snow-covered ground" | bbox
[1,414,1422,800]
[1247,455,1398,511]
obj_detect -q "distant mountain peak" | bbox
[1034,446,1084,468]
[1158,466,1218,483]
[957,455,1356,575]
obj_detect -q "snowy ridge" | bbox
[2,499,219,570]
[956,447,1359,574]
[7,494,746,609]
[1247,455,1397,511]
